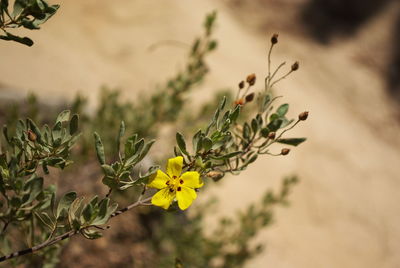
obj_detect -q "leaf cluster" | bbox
[0,0,59,46]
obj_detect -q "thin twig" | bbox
[270,70,293,88]
[0,196,152,263]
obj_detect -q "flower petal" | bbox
[147,170,170,189]
[180,171,203,188]
[151,188,175,209]
[176,187,197,210]
[166,156,183,178]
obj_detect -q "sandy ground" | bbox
[1,0,400,267]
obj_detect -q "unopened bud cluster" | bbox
[281,148,290,155]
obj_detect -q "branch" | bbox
[0,196,153,263]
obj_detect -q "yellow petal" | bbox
[180,171,204,188]
[151,188,175,209]
[147,170,170,189]
[166,156,183,178]
[176,187,197,210]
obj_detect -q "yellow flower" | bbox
[148,156,203,210]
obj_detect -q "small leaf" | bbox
[116,121,125,153]
[229,105,241,123]
[82,203,94,222]
[267,118,283,132]
[243,123,251,140]
[0,32,33,46]
[81,228,102,240]
[201,137,212,151]
[101,164,115,177]
[251,118,259,134]
[69,114,79,135]
[136,139,155,162]
[211,151,242,160]
[57,192,77,219]
[276,138,307,146]
[94,132,105,165]
[176,132,188,155]
[56,110,70,123]
[277,104,289,117]
[260,128,270,138]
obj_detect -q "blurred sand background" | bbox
[1,0,400,267]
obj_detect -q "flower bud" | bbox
[245,93,255,103]
[298,111,308,121]
[238,81,245,89]
[291,61,299,71]
[206,170,224,181]
[27,130,37,142]
[268,132,276,139]
[281,148,290,155]
[234,98,245,106]
[246,73,256,86]
[271,33,279,44]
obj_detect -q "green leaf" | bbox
[35,212,54,230]
[276,138,307,146]
[92,198,111,225]
[69,114,79,135]
[82,203,94,223]
[176,132,188,155]
[243,123,251,140]
[101,164,115,177]
[0,32,33,47]
[211,151,242,160]
[81,228,102,240]
[57,191,77,219]
[251,118,259,134]
[22,176,43,206]
[192,130,202,153]
[201,137,212,151]
[219,96,227,111]
[52,121,62,142]
[136,139,155,162]
[2,125,9,144]
[56,110,70,123]
[267,118,283,132]
[229,105,240,123]
[124,134,137,158]
[277,104,289,117]
[260,128,270,138]
[102,176,118,189]
[94,132,105,165]
[116,121,125,153]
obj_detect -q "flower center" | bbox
[166,175,183,192]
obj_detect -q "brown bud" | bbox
[245,93,255,103]
[234,98,245,106]
[298,111,309,121]
[246,73,256,86]
[27,130,37,142]
[281,148,290,155]
[271,33,279,44]
[268,132,276,139]
[291,61,299,71]
[238,81,245,89]
[206,170,224,181]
